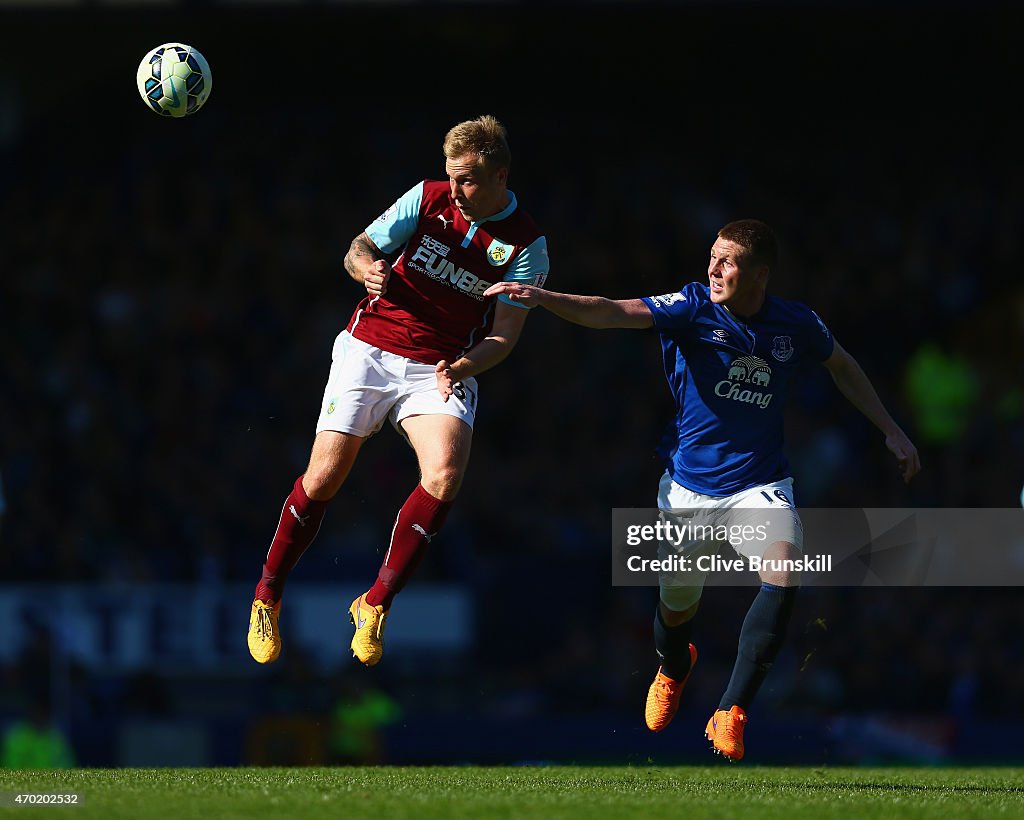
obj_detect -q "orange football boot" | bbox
[644,644,698,732]
[705,705,748,761]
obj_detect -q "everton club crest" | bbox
[771,336,794,362]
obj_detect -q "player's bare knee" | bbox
[660,599,699,626]
[758,540,802,587]
[759,568,800,587]
[303,432,362,500]
[420,466,463,502]
[303,452,347,500]
[301,467,341,501]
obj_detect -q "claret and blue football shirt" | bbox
[349,180,549,364]
[642,282,834,496]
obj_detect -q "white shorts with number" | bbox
[656,471,804,611]
[315,331,478,438]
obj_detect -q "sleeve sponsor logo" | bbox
[375,203,398,223]
[651,292,685,307]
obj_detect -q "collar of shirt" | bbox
[470,190,517,226]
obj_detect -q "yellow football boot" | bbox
[247,599,282,664]
[348,593,388,666]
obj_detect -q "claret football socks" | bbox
[255,474,328,605]
[247,474,326,665]
[365,483,451,609]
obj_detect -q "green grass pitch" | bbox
[4,766,1022,819]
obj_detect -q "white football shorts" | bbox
[656,471,804,611]
[315,331,478,438]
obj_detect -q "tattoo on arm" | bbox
[344,233,384,278]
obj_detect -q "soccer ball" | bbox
[136,43,212,118]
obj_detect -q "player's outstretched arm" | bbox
[435,302,530,401]
[823,340,921,483]
[343,232,391,296]
[483,282,653,329]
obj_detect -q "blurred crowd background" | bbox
[1,0,1022,767]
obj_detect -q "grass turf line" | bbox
[3,766,1022,819]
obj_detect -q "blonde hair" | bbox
[443,115,511,171]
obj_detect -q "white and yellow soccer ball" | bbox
[137,43,212,117]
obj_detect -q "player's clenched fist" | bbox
[364,259,391,297]
[483,281,541,306]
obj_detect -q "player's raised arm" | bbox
[823,339,921,483]
[343,231,391,296]
[483,282,653,329]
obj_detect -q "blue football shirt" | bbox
[641,282,834,497]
